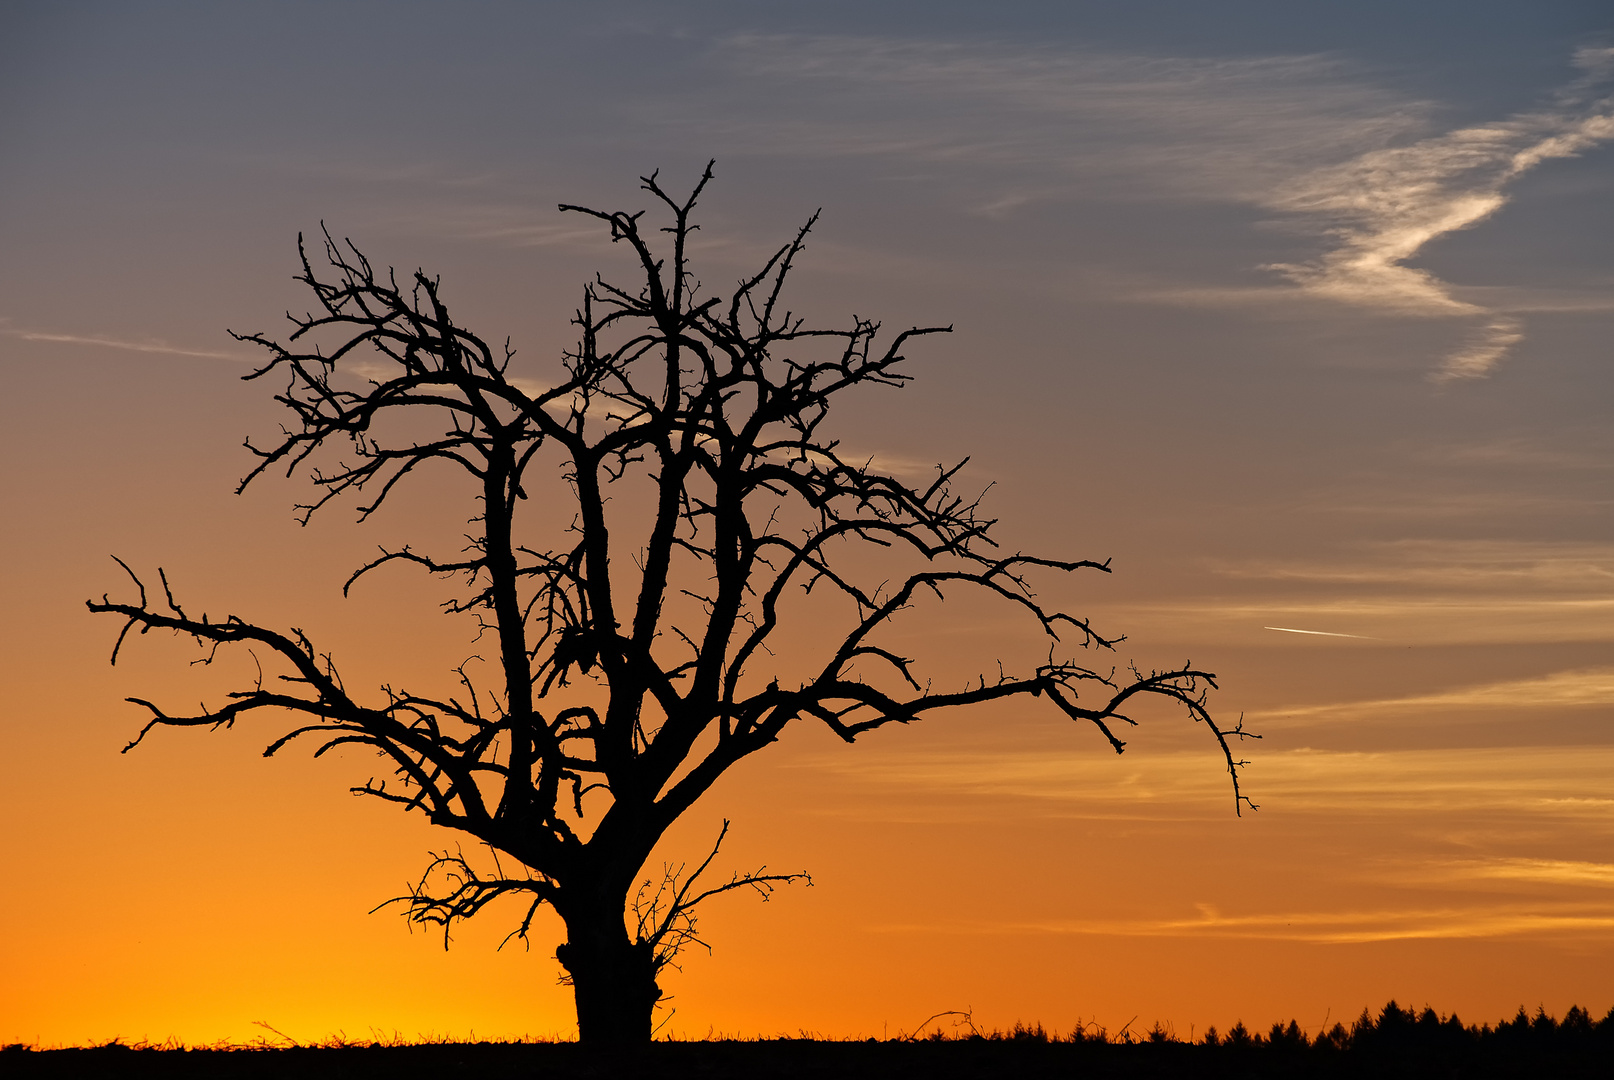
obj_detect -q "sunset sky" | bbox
[4,0,1614,1046]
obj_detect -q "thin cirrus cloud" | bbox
[712,32,1424,193]
[2,327,250,363]
[843,747,1614,944]
[1111,540,1614,646]
[708,35,1614,381]
[1258,667,1614,722]
[1114,595,1614,646]
[867,897,1614,945]
[981,903,1614,943]
[1431,857,1614,888]
[806,745,1614,818]
[1263,626,1372,638]
[1209,540,1614,588]
[1262,45,1614,382]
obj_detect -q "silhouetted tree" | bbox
[89,165,1252,1045]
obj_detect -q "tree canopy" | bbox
[89,164,1252,1044]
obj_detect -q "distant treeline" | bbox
[6,1001,1614,1078]
[1008,997,1614,1052]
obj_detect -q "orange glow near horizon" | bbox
[6,590,1613,1044]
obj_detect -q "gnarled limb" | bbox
[90,165,1249,1045]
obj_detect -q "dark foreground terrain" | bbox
[8,1003,1614,1079]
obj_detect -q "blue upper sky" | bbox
[4,0,1613,610]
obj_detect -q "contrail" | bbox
[5,328,247,362]
[1264,626,1372,639]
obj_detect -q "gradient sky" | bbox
[4,0,1614,1046]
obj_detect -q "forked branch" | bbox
[632,820,811,972]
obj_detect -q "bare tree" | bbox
[89,164,1253,1046]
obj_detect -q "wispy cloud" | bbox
[714,33,1420,200]
[1116,594,1614,646]
[376,209,605,249]
[1261,46,1614,380]
[875,902,1614,943]
[805,745,1614,817]
[1264,626,1372,638]
[1260,667,1614,721]
[1209,539,1614,592]
[708,36,1614,380]
[1430,437,1614,471]
[3,327,249,363]
[1433,857,1614,888]
[1121,538,1614,640]
[1126,541,1614,646]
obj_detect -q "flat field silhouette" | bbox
[8,1002,1614,1079]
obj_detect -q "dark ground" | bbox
[8,1005,1614,1079]
[4,1036,1611,1079]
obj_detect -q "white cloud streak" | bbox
[1260,668,1614,721]
[1435,857,1614,888]
[3,328,250,363]
[806,745,1614,818]
[874,902,1614,943]
[716,33,1421,200]
[1262,47,1614,380]
[1220,540,1614,589]
[1117,595,1614,646]
[713,36,1614,380]
[1264,626,1371,638]
[1124,541,1614,646]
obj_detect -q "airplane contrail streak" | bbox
[1264,626,1373,639]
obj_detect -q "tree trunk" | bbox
[556,912,662,1045]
